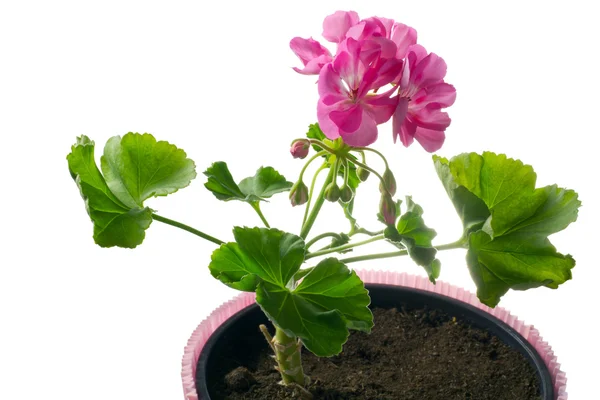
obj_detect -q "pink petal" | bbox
[412,52,447,88]
[290,37,332,75]
[322,10,360,43]
[370,57,403,89]
[399,117,417,148]
[364,92,398,124]
[339,110,378,146]
[330,104,363,133]
[412,82,457,108]
[414,127,446,152]
[392,97,409,143]
[390,23,417,58]
[317,100,342,141]
[412,105,451,131]
[318,63,348,99]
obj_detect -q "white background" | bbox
[1,1,598,399]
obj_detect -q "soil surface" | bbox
[212,307,541,399]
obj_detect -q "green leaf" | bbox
[295,258,373,332]
[208,227,305,291]
[204,162,292,203]
[468,231,575,307]
[257,258,371,357]
[238,166,293,202]
[433,155,490,235]
[435,152,580,306]
[257,281,348,357]
[203,161,247,201]
[68,134,190,248]
[383,197,440,282]
[101,133,196,209]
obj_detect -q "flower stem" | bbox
[305,234,385,260]
[339,239,467,264]
[305,232,343,249]
[151,214,224,245]
[302,163,327,228]
[273,326,306,386]
[250,202,270,228]
[352,147,390,169]
[351,159,385,185]
[300,167,336,240]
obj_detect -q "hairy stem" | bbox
[151,214,224,245]
[339,239,467,263]
[305,234,385,260]
[300,167,336,239]
[273,326,306,386]
[305,232,343,249]
[302,163,327,228]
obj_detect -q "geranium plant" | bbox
[66,10,579,394]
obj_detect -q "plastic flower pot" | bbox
[182,271,568,400]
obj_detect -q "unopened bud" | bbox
[289,180,309,206]
[290,140,310,159]
[357,167,370,182]
[379,193,397,225]
[324,182,340,202]
[339,184,354,203]
[379,169,397,196]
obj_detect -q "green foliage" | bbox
[382,197,440,282]
[67,133,196,248]
[209,227,372,357]
[204,162,292,203]
[435,152,580,306]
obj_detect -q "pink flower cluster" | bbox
[290,11,456,152]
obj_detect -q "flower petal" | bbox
[330,104,363,134]
[322,10,360,43]
[390,23,417,58]
[412,105,451,131]
[393,97,410,143]
[290,37,332,75]
[412,52,447,88]
[414,127,446,152]
[412,82,457,108]
[318,63,347,99]
[365,92,398,124]
[340,110,378,146]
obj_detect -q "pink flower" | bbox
[393,45,456,152]
[317,38,399,146]
[290,37,333,75]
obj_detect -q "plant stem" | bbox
[250,202,270,228]
[305,234,385,260]
[305,232,342,249]
[352,146,390,169]
[300,167,336,239]
[151,214,224,245]
[339,239,467,264]
[302,163,327,228]
[273,326,306,386]
[351,159,386,186]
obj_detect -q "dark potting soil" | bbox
[213,307,541,399]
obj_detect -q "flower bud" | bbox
[356,167,370,182]
[379,169,397,196]
[324,182,340,202]
[290,139,310,159]
[379,192,397,225]
[339,184,354,203]
[289,180,309,206]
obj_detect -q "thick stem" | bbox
[273,326,306,386]
[151,214,224,245]
[300,167,336,240]
[305,232,342,250]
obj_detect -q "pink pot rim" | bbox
[181,270,568,400]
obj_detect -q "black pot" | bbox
[195,284,554,399]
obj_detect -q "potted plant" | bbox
[66,10,577,400]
